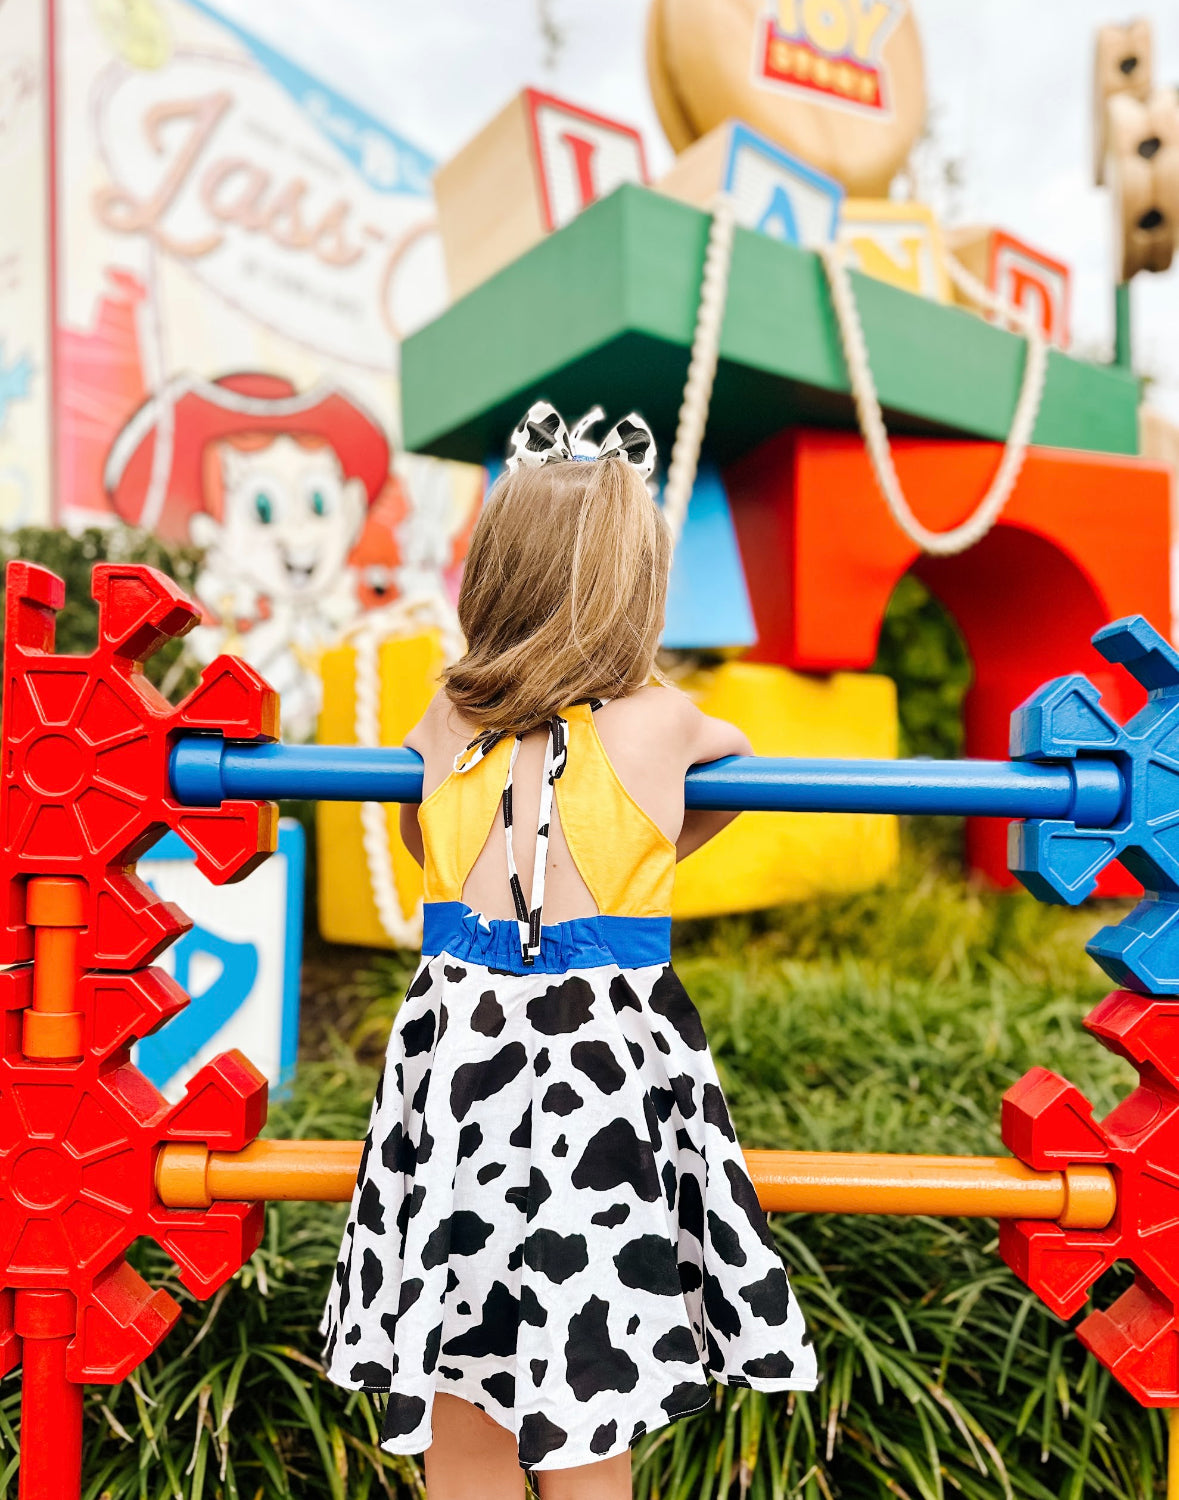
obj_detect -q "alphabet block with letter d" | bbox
[433,88,649,300]
[947,225,1071,349]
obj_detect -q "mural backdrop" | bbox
[0,0,480,735]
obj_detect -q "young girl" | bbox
[320,402,817,1496]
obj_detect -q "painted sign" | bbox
[0,0,50,527]
[648,0,925,197]
[134,818,305,1102]
[7,0,481,737]
[756,0,905,116]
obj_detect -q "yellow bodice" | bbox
[418,703,675,918]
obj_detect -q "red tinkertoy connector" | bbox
[0,561,279,1498]
[1002,989,1179,1404]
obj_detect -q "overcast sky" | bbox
[210,0,1179,422]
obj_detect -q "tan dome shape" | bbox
[648,0,926,196]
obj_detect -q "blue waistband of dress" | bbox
[422,902,671,975]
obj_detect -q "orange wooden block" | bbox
[725,431,1172,889]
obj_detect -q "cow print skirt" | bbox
[319,946,817,1471]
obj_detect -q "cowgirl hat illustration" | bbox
[103,371,390,538]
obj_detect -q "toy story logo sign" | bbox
[92,49,443,369]
[755,0,904,116]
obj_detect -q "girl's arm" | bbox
[676,710,753,861]
[398,710,431,867]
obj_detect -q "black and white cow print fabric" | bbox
[319,953,817,1471]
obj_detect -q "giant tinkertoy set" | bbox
[5,555,1179,1494]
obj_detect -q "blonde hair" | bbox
[443,457,670,736]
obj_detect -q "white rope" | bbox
[347,594,465,949]
[818,241,1049,557]
[662,194,738,547]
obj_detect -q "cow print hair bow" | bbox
[505,400,657,481]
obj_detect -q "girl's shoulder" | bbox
[597,682,712,756]
[604,681,699,729]
[405,690,474,759]
[600,683,751,765]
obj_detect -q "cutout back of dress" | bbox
[419,703,676,951]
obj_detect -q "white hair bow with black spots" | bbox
[505,400,657,481]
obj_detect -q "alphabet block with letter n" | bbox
[838,199,951,302]
[947,225,1072,350]
[657,120,843,247]
[433,88,649,300]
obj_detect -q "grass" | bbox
[1,858,1165,1497]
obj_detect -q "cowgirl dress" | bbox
[319,703,817,1470]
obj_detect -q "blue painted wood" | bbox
[662,464,756,650]
[170,738,1123,823]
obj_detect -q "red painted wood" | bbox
[726,431,1172,889]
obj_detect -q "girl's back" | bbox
[409,684,722,926]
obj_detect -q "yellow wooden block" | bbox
[317,646,899,943]
[316,632,446,948]
[434,88,649,301]
[673,661,899,919]
[839,199,950,301]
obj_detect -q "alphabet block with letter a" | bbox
[947,226,1072,349]
[433,88,649,300]
[838,199,951,302]
[657,120,843,246]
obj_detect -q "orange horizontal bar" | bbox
[155,1142,1115,1230]
[745,1151,1115,1228]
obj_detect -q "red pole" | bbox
[15,1290,82,1500]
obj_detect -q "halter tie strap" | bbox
[454,703,602,965]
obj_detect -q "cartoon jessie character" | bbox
[104,371,391,737]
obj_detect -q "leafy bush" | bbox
[0,527,203,699]
[873,573,972,762]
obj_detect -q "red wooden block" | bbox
[725,431,1172,889]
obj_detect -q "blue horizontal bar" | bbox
[169,737,1126,826]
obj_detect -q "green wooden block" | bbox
[402,185,1139,464]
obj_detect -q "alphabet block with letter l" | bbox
[657,119,843,246]
[838,199,951,302]
[947,225,1071,350]
[433,88,649,300]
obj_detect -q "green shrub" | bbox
[0,527,203,699]
[873,573,972,762]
